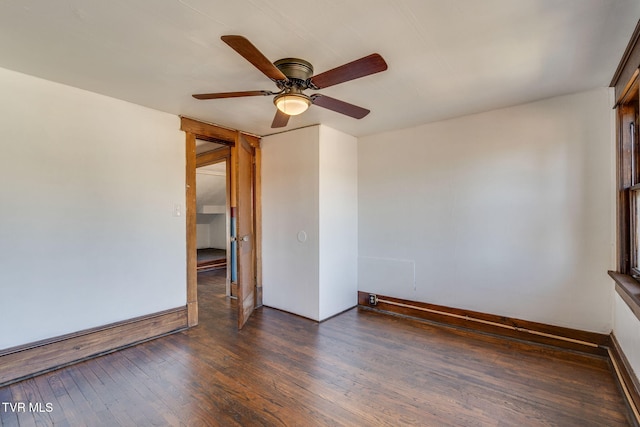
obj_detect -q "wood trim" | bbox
[610,271,640,322]
[182,118,261,322]
[358,291,610,356]
[197,258,227,271]
[254,145,263,307]
[186,132,198,327]
[611,19,640,94]
[197,146,231,167]
[235,133,256,329]
[617,69,640,108]
[618,104,636,273]
[609,334,640,426]
[180,117,236,144]
[243,133,261,148]
[225,155,232,296]
[0,307,187,387]
[230,135,238,208]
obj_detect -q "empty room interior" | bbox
[3,1,640,425]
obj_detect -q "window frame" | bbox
[610,20,640,320]
[630,183,640,277]
[617,85,639,276]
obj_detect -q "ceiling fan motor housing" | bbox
[274,58,314,82]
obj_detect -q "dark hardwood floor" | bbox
[0,269,632,426]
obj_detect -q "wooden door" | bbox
[236,134,255,329]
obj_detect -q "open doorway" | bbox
[195,139,233,303]
[196,161,231,289]
[181,117,260,329]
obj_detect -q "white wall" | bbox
[196,223,211,249]
[614,294,640,378]
[262,125,359,320]
[0,66,186,350]
[262,126,320,320]
[358,88,614,333]
[196,214,226,249]
[318,125,358,319]
[209,214,227,249]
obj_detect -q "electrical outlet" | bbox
[368,294,378,306]
[173,203,181,217]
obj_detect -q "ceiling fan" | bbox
[192,35,388,128]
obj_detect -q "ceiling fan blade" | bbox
[192,90,272,100]
[221,35,288,81]
[309,53,387,89]
[271,109,290,128]
[311,94,370,119]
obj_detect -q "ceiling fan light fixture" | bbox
[274,93,311,116]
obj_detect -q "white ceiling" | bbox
[0,0,637,137]
[197,162,226,208]
[196,139,225,154]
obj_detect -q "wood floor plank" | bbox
[93,353,162,426]
[0,268,632,426]
[9,380,38,427]
[31,373,70,427]
[46,372,94,427]
[66,364,112,420]
[0,386,19,427]
[317,312,625,425]
[115,349,185,426]
[158,338,300,426]
[72,360,127,426]
[124,341,246,426]
[14,379,52,426]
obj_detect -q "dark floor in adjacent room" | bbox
[0,269,632,426]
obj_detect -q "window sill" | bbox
[609,270,640,322]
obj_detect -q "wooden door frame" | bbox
[180,117,262,327]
